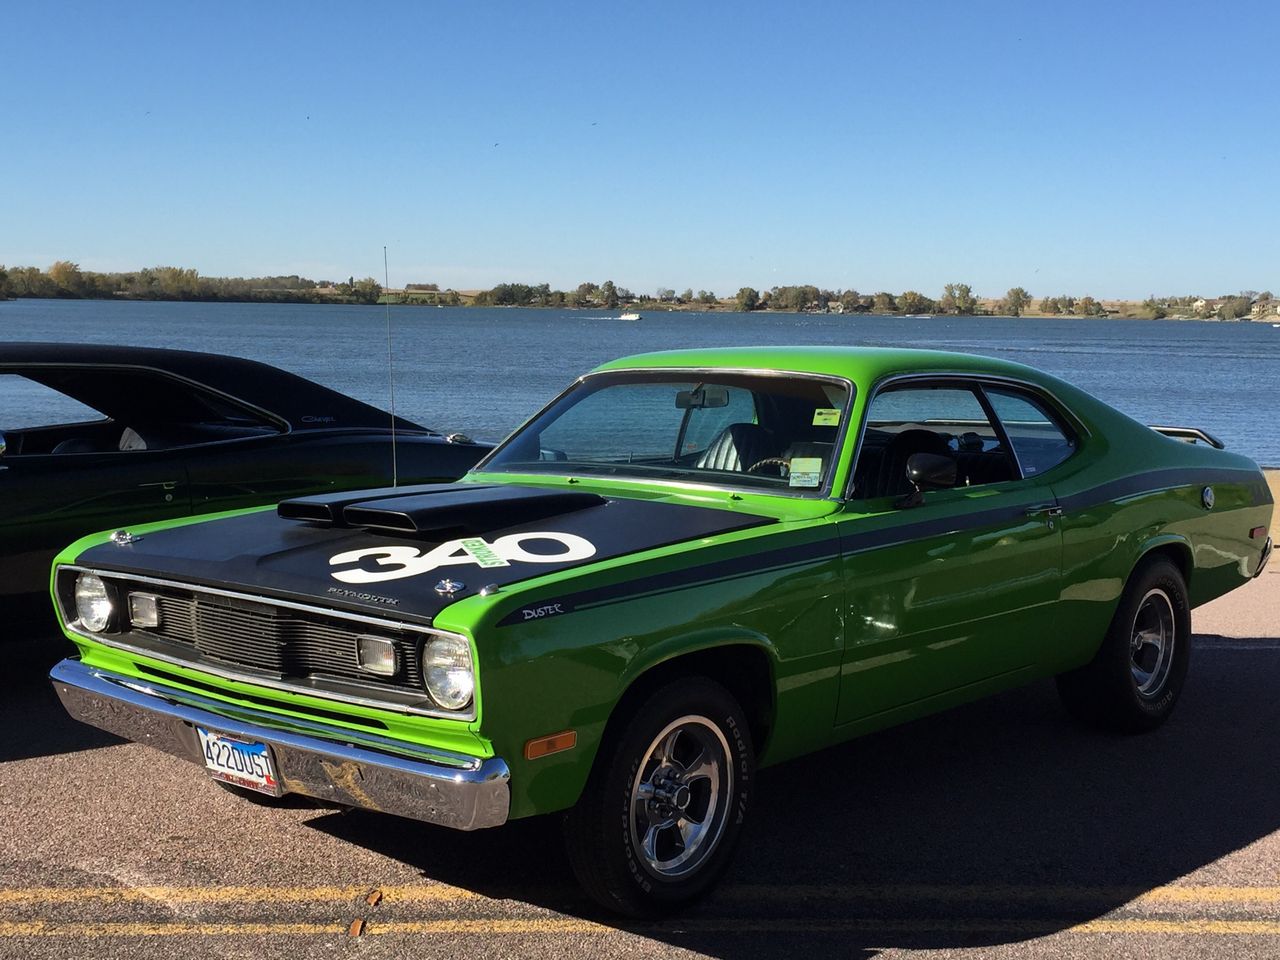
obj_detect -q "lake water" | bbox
[2,298,1277,465]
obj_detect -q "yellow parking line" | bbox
[0,921,348,937]
[5,917,1280,937]
[6,882,1280,906]
[0,884,476,905]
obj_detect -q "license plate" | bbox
[197,727,280,796]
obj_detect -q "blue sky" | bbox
[2,0,1277,299]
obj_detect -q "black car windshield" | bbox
[480,371,852,494]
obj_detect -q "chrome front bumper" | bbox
[1257,536,1273,579]
[50,659,510,830]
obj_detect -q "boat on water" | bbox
[619,311,641,321]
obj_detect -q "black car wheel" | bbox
[1057,555,1191,733]
[564,677,754,917]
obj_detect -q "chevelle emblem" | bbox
[329,532,597,585]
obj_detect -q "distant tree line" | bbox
[1135,292,1272,320]
[396,278,1279,320]
[472,280,648,309]
[3,262,1274,322]
[732,282,1012,316]
[0,261,384,304]
[1038,295,1105,317]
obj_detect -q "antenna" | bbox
[384,245,398,487]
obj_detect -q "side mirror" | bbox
[896,452,956,508]
[907,452,956,489]
[0,432,7,457]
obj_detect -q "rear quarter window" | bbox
[986,388,1077,477]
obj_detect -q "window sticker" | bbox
[812,408,841,427]
[788,457,823,488]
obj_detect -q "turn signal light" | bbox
[524,730,577,760]
[128,592,161,628]
[1251,526,1267,540]
[356,636,398,677]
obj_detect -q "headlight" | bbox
[422,635,474,710]
[75,574,115,632]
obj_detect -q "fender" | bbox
[1134,532,1193,584]
[610,624,780,704]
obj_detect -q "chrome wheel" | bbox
[629,715,732,879]
[1130,588,1176,697]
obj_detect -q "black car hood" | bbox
[76,482,775,621]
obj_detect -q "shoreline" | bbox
[3,295,1275,324]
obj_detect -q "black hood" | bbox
[77,482,775,621]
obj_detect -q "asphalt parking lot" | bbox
[2,566,1278,960]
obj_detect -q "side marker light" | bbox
[524,730,578,761]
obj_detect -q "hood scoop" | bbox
[328,485,604,537]
[278,482,495,525]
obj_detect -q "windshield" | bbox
[480,371,852,495]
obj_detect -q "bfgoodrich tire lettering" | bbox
[1056,556,1191,733]
[564,677,754,917]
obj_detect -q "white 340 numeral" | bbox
[329,532,597,584]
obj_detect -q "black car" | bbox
[1,342,489,609]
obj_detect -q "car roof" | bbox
[593,345,1048,385]
[0,342,426,432]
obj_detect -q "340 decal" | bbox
[329,532,597,584]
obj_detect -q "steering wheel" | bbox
[746,457,790,476]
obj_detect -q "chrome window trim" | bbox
[973,383,1026,481]
[843,371,1089,500]
[472,366,858,500]
[55,564,476,721]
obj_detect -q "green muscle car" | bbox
[49,347,1273,916]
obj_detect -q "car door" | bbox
[184,432,355,514]
[833,377,1065,726]
[0,447,190,597]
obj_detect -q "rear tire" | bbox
[563,677,753,917]
[1057,556,1190,733]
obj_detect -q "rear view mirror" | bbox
[676,387,729,410]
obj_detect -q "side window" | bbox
[853,384,1016,498]
[986,388,1076,477]
[0,374,106,429]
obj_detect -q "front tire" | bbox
[563,677,754,917]
[1057,556,1190,733]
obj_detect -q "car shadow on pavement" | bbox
[307,635,1280,958]
[0,629,120,763]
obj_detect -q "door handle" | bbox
[139,480,180,502]
[1025,504,1063,517]
[1025,504,1064,529]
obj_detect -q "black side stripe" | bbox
[1056,467,1271,512]
[497,466,1269,626]
[841,503,1033,556]
[497,533,840,626]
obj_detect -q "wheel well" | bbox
[1139,541,1193,588]
[602,645,775,757]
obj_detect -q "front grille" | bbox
[55,565,472,720]
[145,592,425,690]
